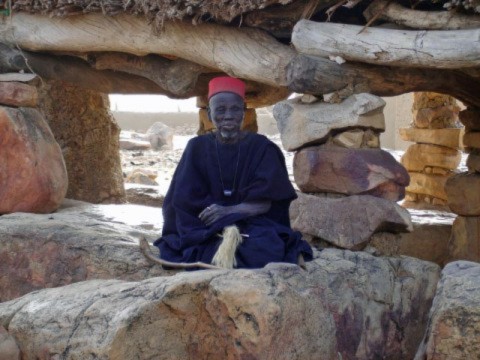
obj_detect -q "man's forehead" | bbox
[209,92,245,106]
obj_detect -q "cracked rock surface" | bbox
[0,250,439,359]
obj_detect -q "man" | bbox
[154,76,312,269]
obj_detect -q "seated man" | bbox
[154,76,313,269]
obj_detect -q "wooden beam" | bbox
[0,13,295,86]
[364,0,480,30]
[286,54,480,108]
[292,20,480,69]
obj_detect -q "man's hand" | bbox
[199,204,231,226]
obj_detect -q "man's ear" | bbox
[206,106,212,121]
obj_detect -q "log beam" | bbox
[292,20,480,68]
[0,13,295,86]
[286,54,480,108]
[364,0,480,30]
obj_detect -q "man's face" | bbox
[208,92,245,141]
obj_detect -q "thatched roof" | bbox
[11,0,294,27]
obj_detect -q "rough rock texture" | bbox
[415,261,480,360]
[0,199,172,302]
[331,129,380,149]
[146,122,174,150]
[273,93,386,151]
[0,106,68,214]
[445,172,480,216]
[0,326,20,360]
[119,138,151,150]
[398,128,461,149]
[406,173,449,201]
[38,80,125,204]
[290,193,413,249]
[198,108,258,135]
[413,106,460,129]
[401,144,461,172]
[294,145,409,201]
[459,108,480,131]
[125,169,158,186]
[448,216,480,263]
[368,209,455,266]
[463,130,480,149]
[125,184,164,207]
[0,82,38,108]
[0,250,440,360]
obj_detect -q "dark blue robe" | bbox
[154,132,313,269]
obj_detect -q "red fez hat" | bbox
[208,76,245,100]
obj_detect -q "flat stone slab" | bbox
[290,193,413,249]
[401,143,461,172]
[0,199,172,302]
[406,172,450,201]
[0,250,440,360]
[0,82,38,107]
[399,127,461,149]
[273,93,385,151]
[415,261,480,360]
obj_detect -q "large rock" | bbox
[293,145,409,201]
[0,82,37,108]
[448,216,480,263]
[406,172,449,201]
[412,92,458,110]
[0,250,440,360]
[445,172,480,216]
[401,144,461,172]
[273,93,385,151]
[0,107,68,214]
[368,208,455,266]
[290,193,413,249]
[0,199,172,302]
[467,151,480,173]
[38,80,125,204]
[412,106,459,129]
[415,261,480,360]
[398,128,461,149]
[146,121,174,150]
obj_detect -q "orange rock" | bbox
[401,144,461,172]
[0,107,67,214]
[413,105,460,129]
[445,172,480,216]
[0,81,38,107]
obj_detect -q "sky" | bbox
[109,94,197,113]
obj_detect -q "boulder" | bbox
[290,193,413,249]
[368,208,455,266]
[38,80,125,204]
[459,108,480,131]
[198,108,258,135]
[463,130,480,149]
[412,92,458,110]
[125,183,164,207]
[401,144,461,172]
[406,172,449,201]
[0,250,440,360]
[448,216,480,263]
[467,151,480,173]
[273,93,385,151]
[445,172,480,216]
[293,145,409,201]
[0,326,20,360]
[398,128,461,149]
[415,261,480,360]
[0,107,68,214]
[412,106,460,129]
[0,199,172,302]
[119,138,151,151]
[146,122,174,150]
[0,82,38,107]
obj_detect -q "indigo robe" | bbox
[154,132,313,269]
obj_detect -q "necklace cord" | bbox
[215,138,241,197]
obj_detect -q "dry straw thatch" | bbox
[11,0,294,27]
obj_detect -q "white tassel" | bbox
[212,225,243,269]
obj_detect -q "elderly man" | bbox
[154,76,312,269]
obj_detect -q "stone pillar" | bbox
[445,107,480,263]
[0,75,68,214]
[274,94,412,251]
[400,92,461,207]
[196,95,258,135]
[37,80,125,204]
